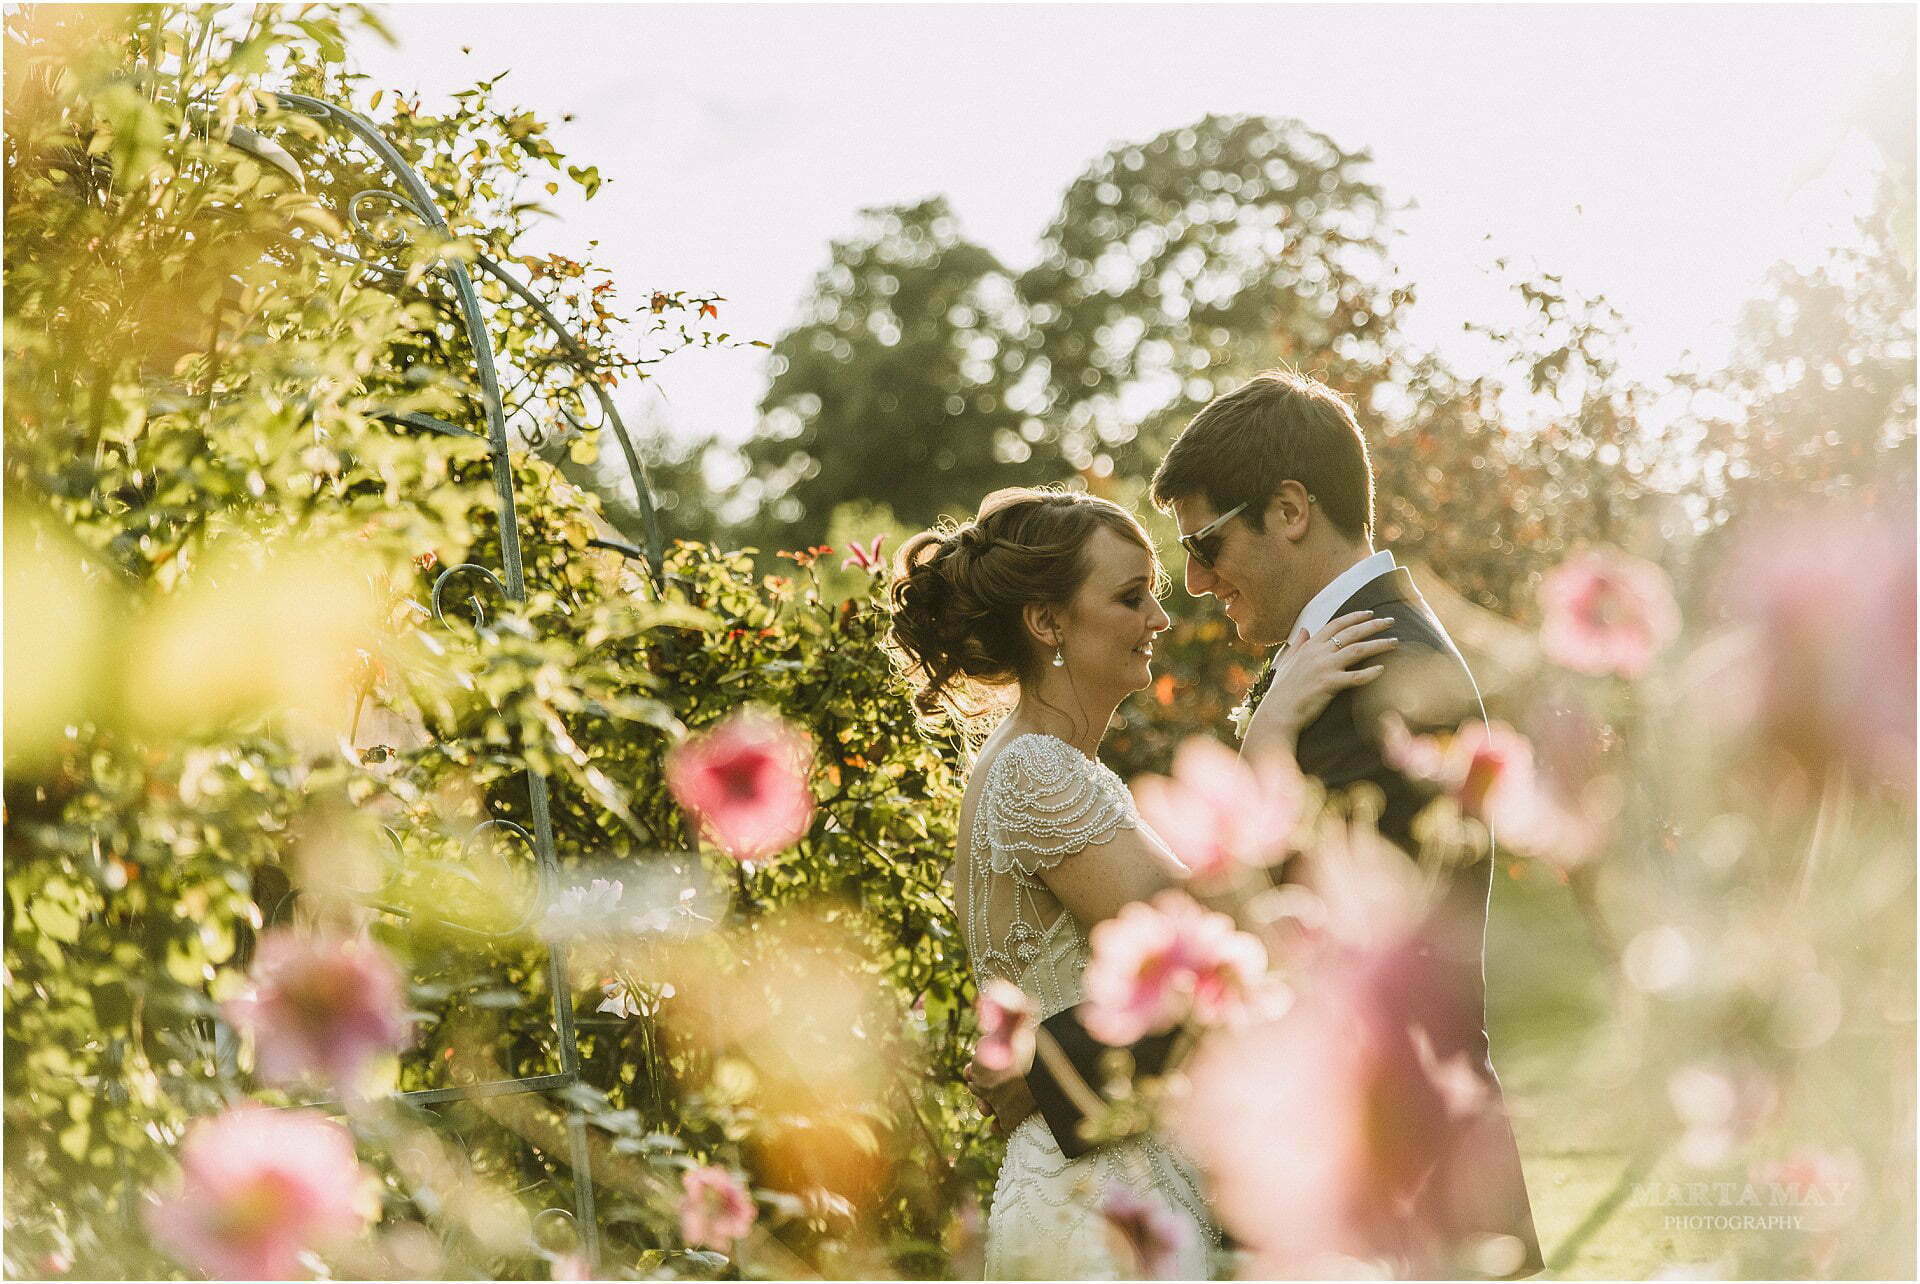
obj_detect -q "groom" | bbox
[967,370,1543,1277]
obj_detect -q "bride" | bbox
[887,486,1386,1280]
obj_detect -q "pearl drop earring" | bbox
[1052,645,1065,668]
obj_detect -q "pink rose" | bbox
[224,929,410,1094]
[1099,1184,1192,1279]
[666,709,815,863]
[678,1164,756,1250]
[1539,548,1680,679]
[1131,737,1305,880]
[975,979,1036,1073]
[1082,890,1270,1046]
[144,1105,378,1280]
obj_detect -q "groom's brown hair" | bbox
[1150,369,1374,543]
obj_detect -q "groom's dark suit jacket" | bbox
[1025,566,1544,1277]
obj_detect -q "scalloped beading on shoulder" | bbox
[974,733,1137,878]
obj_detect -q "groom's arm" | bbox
[1027,1010,1179,1160]
[1015,825,1193,1158]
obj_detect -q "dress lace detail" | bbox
[967,735,1135,1016]
[978,734,1134,878]
[962,733,1220,1279]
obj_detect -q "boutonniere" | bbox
[1229,648,1282,742]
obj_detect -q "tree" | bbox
[1690,177,1916,531]
[744,116,1405,543]
[741,197,1056,539]
[1020,113,1404,482]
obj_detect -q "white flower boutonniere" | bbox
[1231,649,1282,743]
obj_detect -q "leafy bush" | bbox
[5,6,990,1277]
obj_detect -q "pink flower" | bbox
[224,929,409,1093]
[1539,548,1680,679]
[550,1251,595,1280]
[144,1105,378,1280]
[840,535,887,573]
[1750,1148,1863,1234]
[1082,890,1270,1045]
[1452,721,1529,823]
[1131,737,1305,880]
[1099,1184,1192,1279]
[1383,717,1601,871]
[1172,910,1524,1277]
[666,709,814,863]
[1719,509,1914,788]
[679,1165,756,1250]
[975,979,1035,1073]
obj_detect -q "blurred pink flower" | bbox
[1751,1148,1863,1234]
[1099,1184,1192,1279]
[1082,890,1270,1045]
[1383,716,1601,871]
[1131,737,1305,880]
[975,978,1035,1073]
[1720,509,1915,788]
[550,1251,595,1280]
[840,535,887,573]
[679,1165,756,1250]
[1539,548,1680,679]
[224,929,409,1093]
[945,1193,986,1280]
[1172,913,1526,1277]
[1452,721,1530,823]
[666,709,814,862]
[144,1105,378,1280]
[1667,1060,1782,1168]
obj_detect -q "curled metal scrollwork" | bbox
[348,187,432,253]
[431,562,508,629]
[532,1207,581,1255]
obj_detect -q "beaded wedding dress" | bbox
[960,733,1218,1280]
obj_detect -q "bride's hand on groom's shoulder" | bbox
[1245,611,1397,755]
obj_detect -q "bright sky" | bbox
[357,3,1914,450]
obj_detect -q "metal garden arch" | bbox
[224,88,677,1266]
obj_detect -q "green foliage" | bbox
[745,197,1060,538]
[5,6,989,1277]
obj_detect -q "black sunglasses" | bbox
[1178,502,1247,569]
[1178,494,1318,568]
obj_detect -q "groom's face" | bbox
[1171,494,1305,648]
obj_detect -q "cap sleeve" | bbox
[979,734,1135,876]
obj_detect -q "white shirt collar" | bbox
[1289,549,1398,645]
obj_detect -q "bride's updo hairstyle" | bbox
[888,485,1159,717]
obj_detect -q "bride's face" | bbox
[1053,526,1171,693]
